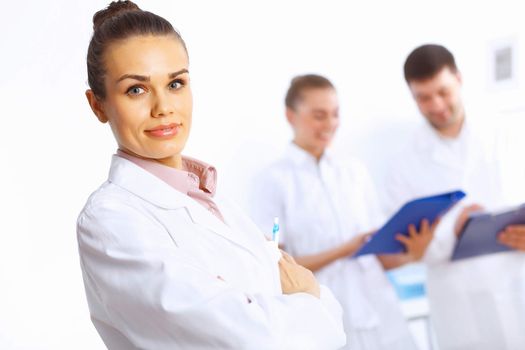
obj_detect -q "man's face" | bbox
[408,67,464,132]
[287,87,339,157]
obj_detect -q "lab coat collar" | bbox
[285,142,336,167]
[108,155,259,255]
[416,118,468,147]
[415,118,471,168]
[109,155,189,210]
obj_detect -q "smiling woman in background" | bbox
[76,1,346,349]
[249,74,435,350]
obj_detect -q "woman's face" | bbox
[287,87,339,159]
[88,35,192,168]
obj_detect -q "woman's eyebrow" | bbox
[169,68,189,78]
[117,74,149,83]
[117,69,189,83]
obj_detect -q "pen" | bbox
[272,217,280,246]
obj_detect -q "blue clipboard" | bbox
[451,204,525,261]
[354,190,466,257]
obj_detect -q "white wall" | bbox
[0,0,523,348]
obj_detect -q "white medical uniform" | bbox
[77,155,346,350]
[383,119,525,350]
[250,143,417,350]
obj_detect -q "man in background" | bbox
[383,44,525,350]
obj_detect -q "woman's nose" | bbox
[151,91,174,118]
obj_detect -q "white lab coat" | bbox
[383,119,525,350]
[250,143,417,350]
[77,155,346,350]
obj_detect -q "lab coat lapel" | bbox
[417,122,462,170]
[182,197,260,257]
[108,155,258,255]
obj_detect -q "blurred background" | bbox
[0,0,524,348]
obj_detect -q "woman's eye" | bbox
[169,80,184,90]
[127,86,145,95]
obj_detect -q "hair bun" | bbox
[93,0,141,31]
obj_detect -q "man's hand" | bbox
[395,218,439,262]
[498,225,525,251]
[379,219,440,269]
[454,204,484,237]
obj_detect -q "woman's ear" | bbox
[85,90,109,123]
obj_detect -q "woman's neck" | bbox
[118,148,183,169]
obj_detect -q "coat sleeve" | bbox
[77,199,346,350]
[421,204,461,265]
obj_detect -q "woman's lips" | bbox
[145,123,180,138]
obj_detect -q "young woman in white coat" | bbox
[249,75,437,350]
[77,2,347,349]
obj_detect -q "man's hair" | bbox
[285,74,335,110]
[404,44,458,83]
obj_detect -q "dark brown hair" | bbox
[403,44,457,83]
[285,74,335,110]
[87,0,187,98]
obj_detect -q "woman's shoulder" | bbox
[82,181,134,210]
[77,181,153,229]
[254,156,295,185]
[76,181,166,249]
[333,155,372,180]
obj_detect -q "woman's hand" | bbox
[454,204,484,237]
[279,251,320,298]
[338,231,374,257]
[395,218,439,262]
[498,225,525,251]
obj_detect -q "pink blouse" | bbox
[117,150,225,223]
